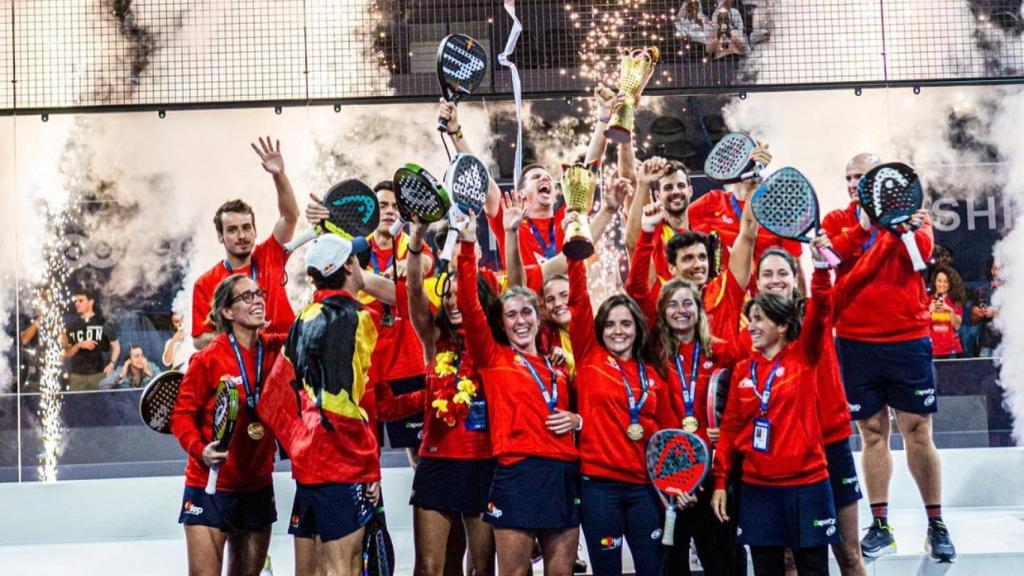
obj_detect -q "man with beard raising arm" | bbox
[625,156,694,284]
[192,137,301,351]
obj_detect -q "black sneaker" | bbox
[861,519,897,559]
[926,521,957,563]
[573,555,588,573]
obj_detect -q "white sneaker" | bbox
[260,555,274,576]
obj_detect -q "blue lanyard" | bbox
[369,250,393,277]
[750,359,781,416]
[673,341,701,418]
[855,206,878,252]
[729,194,743,224]
[517,354,558,414]
[228,333,263,412]
[527,218,557,260]
[223,260,258,282]
[614,358,650,425]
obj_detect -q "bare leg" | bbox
[857,409,893,507]
[463,514,496,576]
[538,527,580,576]
[184,524,228,576]
[893,411,942,506]
[294,536,323,576]
[832,502,866,576]
[318,527,367,576]
[414,507,456,576]
[225,525,272,576]
[444,517,468,576]
[494,528,536,576]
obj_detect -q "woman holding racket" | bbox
[403,215,498,576]
[562,210,676,576]
[455,211,581,576]
[171,273,285,576]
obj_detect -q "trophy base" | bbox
[563,237,595,261]
[604,125,632,144]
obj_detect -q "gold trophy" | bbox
[561,162,599,261]
[604,47,660,144]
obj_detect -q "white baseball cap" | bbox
[305,235,369,277]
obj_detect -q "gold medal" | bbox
[626,423,645,441]
[247,422,265,440]
[682,416,699,433]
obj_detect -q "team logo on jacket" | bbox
[486,502,503,518]
[183,501,204,516]
[703,361,714,369]
[774,366,785,377]
[738,378,754,389]
[599,536,622,550]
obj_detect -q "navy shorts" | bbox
[826,440,862,509]
[178,485,276,532]
[410,457,496,516]
[288,482,375,543]
[580,476,665,576]
[836,336,938,420]
[384,375,425,449]
[485,457,580,531]
[737,480,841,548]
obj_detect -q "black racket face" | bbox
[751,167,819,239]
[445,154,489,215]
[323,179,380,238]
[707,368,730,427]
[857,162,923,229]
[704,132,757,183]
[394,164,451,223]
[139,370,183,434]
[212,381,239,451]
[437,34,487,101]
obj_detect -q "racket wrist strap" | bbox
[596,114,611,124]
[407,243,423,255]
[446,127,463,139]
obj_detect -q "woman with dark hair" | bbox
[928,265,965,358]
[564,208,675,576]
[171,273,285,576]
[403,216,497,576]
[456,211,581,576]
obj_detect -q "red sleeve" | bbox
[686,192,714,235]
[626,230,659,327]
[524,264,544,296]
[832,232,900,316]
[823,210,872,262]
[567,259,597,362]
[486,204,507,267]
[913,217,935,261]
[256,234,289,270]
[712,364,746,489]
[457,241,500,368]
[706,270,745,339]
[191,280,213,338]
[170,352,210,462]
[800,269,834,365]
[375,379,425,422]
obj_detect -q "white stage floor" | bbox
[2,448,1022,575]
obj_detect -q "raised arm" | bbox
[566,234,598,361]
[438,100,503,218]
[405,217,439,357]
[503,191,529,288]
[252,137,301,245]
[625,202,663,326]
[728,190,759,290]
[455,213,500,366]
[625,157,669,252]
[583,85,624,168]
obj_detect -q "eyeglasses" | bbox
[230,289,266,305]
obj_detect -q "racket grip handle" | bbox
[901,231,927,271]
[389,217,404,237]
[438,116,450,133]
[662,505,677,545]
[440,229,458,262]
[823,247,842,269]
[284,229,317,254]
[205,466,220,495]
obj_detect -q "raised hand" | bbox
[305,193,329,225]
[594,84,625,121]
[408,215,428,246]
[750,141,772,170]
[604,177,633,213]
[502,191,526,231]
[641,200,664,233]
[637,156,670,185]
[251,136,285,176]
[438,98,460,134]
[457,210,478,243]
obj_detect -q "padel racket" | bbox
[437,34,487,133]
[857,162,928,271]
[139,370,183,434]
[704,132,760,184]
[751,167,841,268]
[284,179,380,253]
[646,429,711,545]
[205,379,240,495]
[394,163,451,225]
[706,368,730,432]
[362,504,396,576]
[439,153,490,261]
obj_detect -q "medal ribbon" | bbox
[227,333,263,414]
[517,353,558,414]
[223,260,258,282]
[729,193,743,224]
[527,218,557,260]
[750,359,782,416]
[674,340,701,419]
[614,358,650,425]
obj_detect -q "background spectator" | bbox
[971,258,1002,357]
[928,264,966,358]
[162,312,190,370]
[676,0,710,54]
[708,0,749,58]
[102,345,158,389]
[60,288,120,391]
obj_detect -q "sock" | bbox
[871,502,889,526]
[926,504,943,524]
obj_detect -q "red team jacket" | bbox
[567,259,676,484]
[171,332,285,491]
[687,189,801,273]
[487,203,567,267]
[191,235,295,338]
[457,241,577,466]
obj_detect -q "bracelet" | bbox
[407,244,424,255]
[597,114,611,124]
[447,127,464,139]
[812,259,831,270]
[573,414,584,432]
